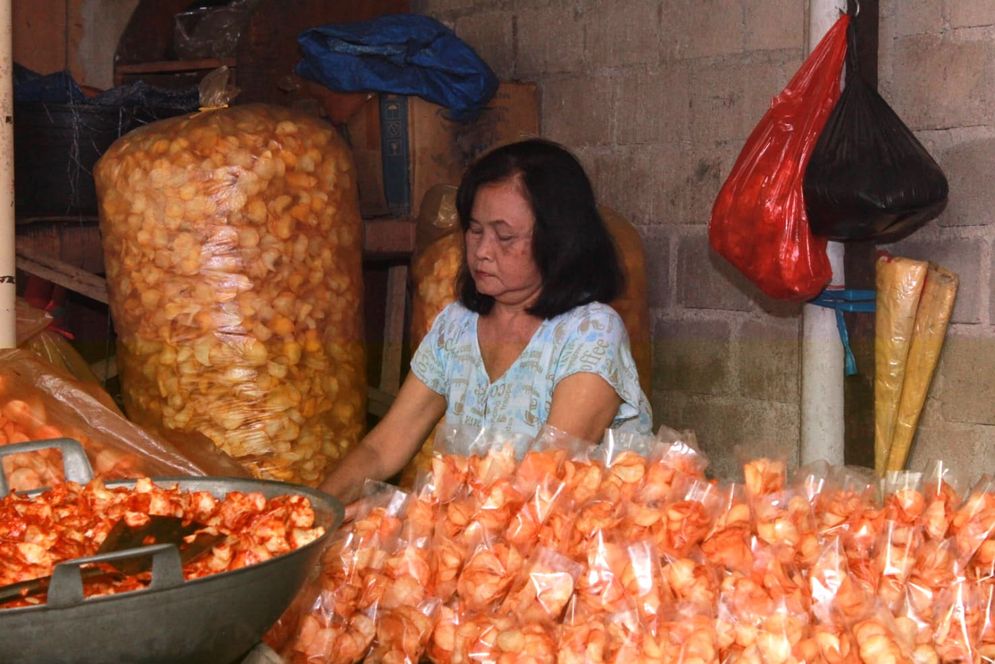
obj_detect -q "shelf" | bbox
[363,216,416,259]
[114,57,236,76]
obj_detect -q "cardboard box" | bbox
[343,82,540,219]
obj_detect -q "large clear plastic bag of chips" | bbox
[95,101,366,486]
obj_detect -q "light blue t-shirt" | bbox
[410,301,653,438]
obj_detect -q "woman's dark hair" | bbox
[455,139,623,318]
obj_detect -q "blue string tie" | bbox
[808,288,876,376]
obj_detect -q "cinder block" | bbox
[542,75,614,146]
[454,12,516,79]
[585,140,690,227]
[652,315,735,394]
[884,34,995,130]
[743,0,804,51]
[615,66,692,146]
[887,237,983,324]
[678,395,801,480]
[677,233,755,311]
[683,0,744,59]
[906,421,985,483]
[737,318,801,403]
[990,254,995,325]
[640,225,671,310]
[651,388,689,439]
[584,144,672,224]
[939,334,995,425]
[411,0,488,14]
[515,6,586,77]
[880,0,943,37]
[682,142,737,226]
[948,1,995,29]
[586,0,663,68]
[936,137,995,228]
[688,53,801,147]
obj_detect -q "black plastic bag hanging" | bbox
[803,21,948,243]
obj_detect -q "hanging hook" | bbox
[851,0,861,18]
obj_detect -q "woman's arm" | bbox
[545,372,622,444]
[320,373,446,503]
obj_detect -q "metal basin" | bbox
[0,439,342,664]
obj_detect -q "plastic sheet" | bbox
[709,14,849,301]
[296,14,498,122]
[874,254,928,475]
[95,95,366,486]
[0,348,246,492]
[886,264,958,472]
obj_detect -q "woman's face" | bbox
[465,178,542,308]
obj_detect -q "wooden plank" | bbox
[114,58,236,75]
[363,216,416,258]
[15,247,108,305]
[114,0,193,65]
[843,0,879,470]
[379,264,408,395]
[237,0,410,105]
[16,222,104,274]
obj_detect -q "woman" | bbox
[321,139,652,503]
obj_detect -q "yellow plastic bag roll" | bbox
[885,264,958,472]
[95,103,366,486]
[874,255,928,476]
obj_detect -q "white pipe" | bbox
[0,0,14,348]
[800,0,848,466]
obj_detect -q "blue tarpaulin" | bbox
[296,14,498,122]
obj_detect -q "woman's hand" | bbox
[319,373,446,502]
[545,372,622,443]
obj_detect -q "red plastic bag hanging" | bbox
[709,14,849,301]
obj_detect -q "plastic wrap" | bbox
[874,254,928,475]
[886,263,958,472]
[14,297,52,343]
[277,482,409,663]
[0,349,248,492]
[14,296,105,386]
[95,99,366,486]
[173,0,256,60]
[709,14,849,301]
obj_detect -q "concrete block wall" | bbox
[414,0,995,481]
[878,0,995,480]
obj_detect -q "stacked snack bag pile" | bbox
[270,426,995,663]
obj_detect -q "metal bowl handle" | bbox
[0,438,94,498]
[47,543,185,609]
